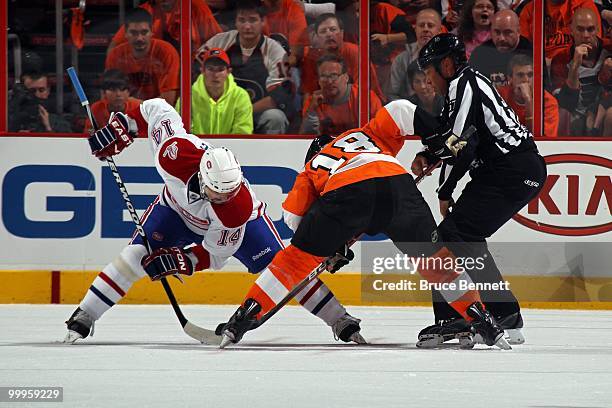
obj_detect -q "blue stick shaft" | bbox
[66,67,98,129]
[66,67,88,106]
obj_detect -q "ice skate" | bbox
[416,318,474,349]
[473,312,525,346]
[332,313,366,344]
[419,311,524,348]
[466,302,511,350]
[220,298,261,348]
[64,307,95,343]
[498,312,525,345]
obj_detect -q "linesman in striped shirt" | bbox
[413,33,547,347]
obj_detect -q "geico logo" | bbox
[513,154,612,236]
[1,164,298,240]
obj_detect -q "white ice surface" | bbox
[1,305,611,408]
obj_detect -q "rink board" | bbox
[0,137,610,305]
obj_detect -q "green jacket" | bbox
[176,73,253,134]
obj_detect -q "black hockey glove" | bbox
[326,244,355,274]
[88,112,136,159]
[141,247,194,281]
[422,125,476,162]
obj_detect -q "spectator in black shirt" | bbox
[469,9,532,89]
[9,71,72,133]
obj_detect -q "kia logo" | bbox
[513,154,611,236]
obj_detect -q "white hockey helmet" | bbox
[198,147,243,201]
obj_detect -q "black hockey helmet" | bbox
[417,33,467,75]
[304,134,334,165]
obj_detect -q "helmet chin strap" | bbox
[197,171,241,204]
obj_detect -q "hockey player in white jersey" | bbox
[64,98,362,343]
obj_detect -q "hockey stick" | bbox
[227,155,440,347]
[414,158,442,184]
[66,67,220,345]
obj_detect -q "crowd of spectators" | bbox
[8,0,612,137]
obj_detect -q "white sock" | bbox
[295,278,346,326]
[80,262,139,320]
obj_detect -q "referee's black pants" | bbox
[432,149,547,321]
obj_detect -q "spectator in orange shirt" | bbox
[105,9,180,105]
[300,55,383,136]
[262,0,308,67]
[109,0,221,52]
[301,13,385,102]
[498,55,560,137]
[84,69,142,132]
[519,0,601,61]
[369,1,409,64]
[369,1,410,94]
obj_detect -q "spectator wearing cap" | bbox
[200,0,293,134]
[469,9,533,89]
[177,48,253,134]
[300,55,382,136]
[84,69,142,132]
[106,9,180,105]
[109,0,221,52]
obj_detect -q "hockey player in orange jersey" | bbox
[218,99,511,350]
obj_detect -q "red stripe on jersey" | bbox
[263,212,284,249]
[299,279,323,305]
[190,244,211,270]
[211,183,253,228]
[99,271,126,296]
[157,137,203,184]
[126,104,148,138]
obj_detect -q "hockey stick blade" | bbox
[184,321,222,346]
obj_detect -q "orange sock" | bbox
[242,245,325,318]
[417,246,482,320]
